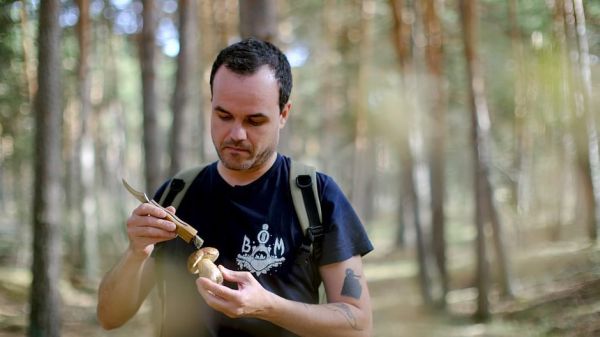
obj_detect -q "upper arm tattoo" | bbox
[341,268,362,300]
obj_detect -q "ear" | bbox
[279,102,291,129]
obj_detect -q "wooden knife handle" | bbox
[150,200,198,243]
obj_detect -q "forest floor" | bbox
[1,240,599,337]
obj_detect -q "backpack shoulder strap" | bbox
[289,160,323,259]
[289,160,328,303]
[289,160,322,230]
[159,166,205,208]
[156,165,204,336]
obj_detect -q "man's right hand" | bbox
[98,203,175,330]
[126,204,178,257]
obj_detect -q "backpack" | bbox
[158,160,327,302]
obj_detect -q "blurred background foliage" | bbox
[0,0,599,336]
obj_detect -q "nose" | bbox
[229,123,247,141]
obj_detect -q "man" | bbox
[97,38,373,337]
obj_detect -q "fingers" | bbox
[129,203,177,231]
[197,276,237,298]
[219,265,253,284]
[126,203,178,254]
[196,277,241,317]
[127,222,177,240]
[196,268,271,319]
[132,203,168,219]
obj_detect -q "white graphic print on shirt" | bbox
[236,224,286,276]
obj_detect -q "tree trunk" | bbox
[560,0,598,240]
[170,0,198,174]
[351,0,376,223]
[74,0,99,282]
[212,0,238,49]
[389,0,434,305]
[318,0,340,174]
[198,0,216,161]
[238,0,278,42]
[29,0,63,335]
[404,142,433,306]
[389,0,412,248]
[472,155,490,322]
[551,0,569,241]
[461,0,491,320]
[508,0,532,244]
[388,0,413,249]
[140,0,162,192]
[19,2,36,101]
[572,0,600,239]
[422,0,448,306]
[389,0,412,71]
[483,172,513,298]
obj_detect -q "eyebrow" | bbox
[214,106,230,114]
[214,106,269,119]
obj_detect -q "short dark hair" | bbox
[209,38,292,112]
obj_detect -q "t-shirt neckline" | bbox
[214,153,283,193]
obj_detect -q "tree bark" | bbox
[422,0,448,306]
[389,0,413,249]
[389,0,434,305]
[19,2,36,101]
[561,0,598,240]
[74,0,99,282]
[29,0,62,335]
[551,0,569,241]
[198,0,216,161]
[390,0,412,71]
[212,0,238,49]
[508,0,532,245]
[318,0,341,174]
[572,0,600,239]
[140,0,162,192]
[238,0,278,42]
[460,0,491,320]
[170,0,198,174]
[351,0,376,223]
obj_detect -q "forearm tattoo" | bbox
[341,268,362,299]
[328,303,359,330]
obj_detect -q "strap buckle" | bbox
[295,242,312,265]
[307,226,324,241]
[296,174,313,189]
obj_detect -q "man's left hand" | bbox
[196,265,274,319]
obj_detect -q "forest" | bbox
[0,0,599,336]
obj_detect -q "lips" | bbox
[225,146,248,152]
[222,141,251,154]
[222,145,251,156]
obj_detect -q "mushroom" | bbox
[187,247,223,284]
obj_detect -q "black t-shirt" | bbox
[153,154,373,337]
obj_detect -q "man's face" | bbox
[211,65,289,172]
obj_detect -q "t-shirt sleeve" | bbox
[317,174,374,266]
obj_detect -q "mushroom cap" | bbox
[187,250,205,274]
[199,247,219,262]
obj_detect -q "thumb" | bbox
[219,265,253,283]
[165,206,176,214]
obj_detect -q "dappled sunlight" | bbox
[1,0,599,336]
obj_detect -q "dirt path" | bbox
[1,242,599,336]
[365,241,600,337]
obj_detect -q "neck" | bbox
[217,153,278,186]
